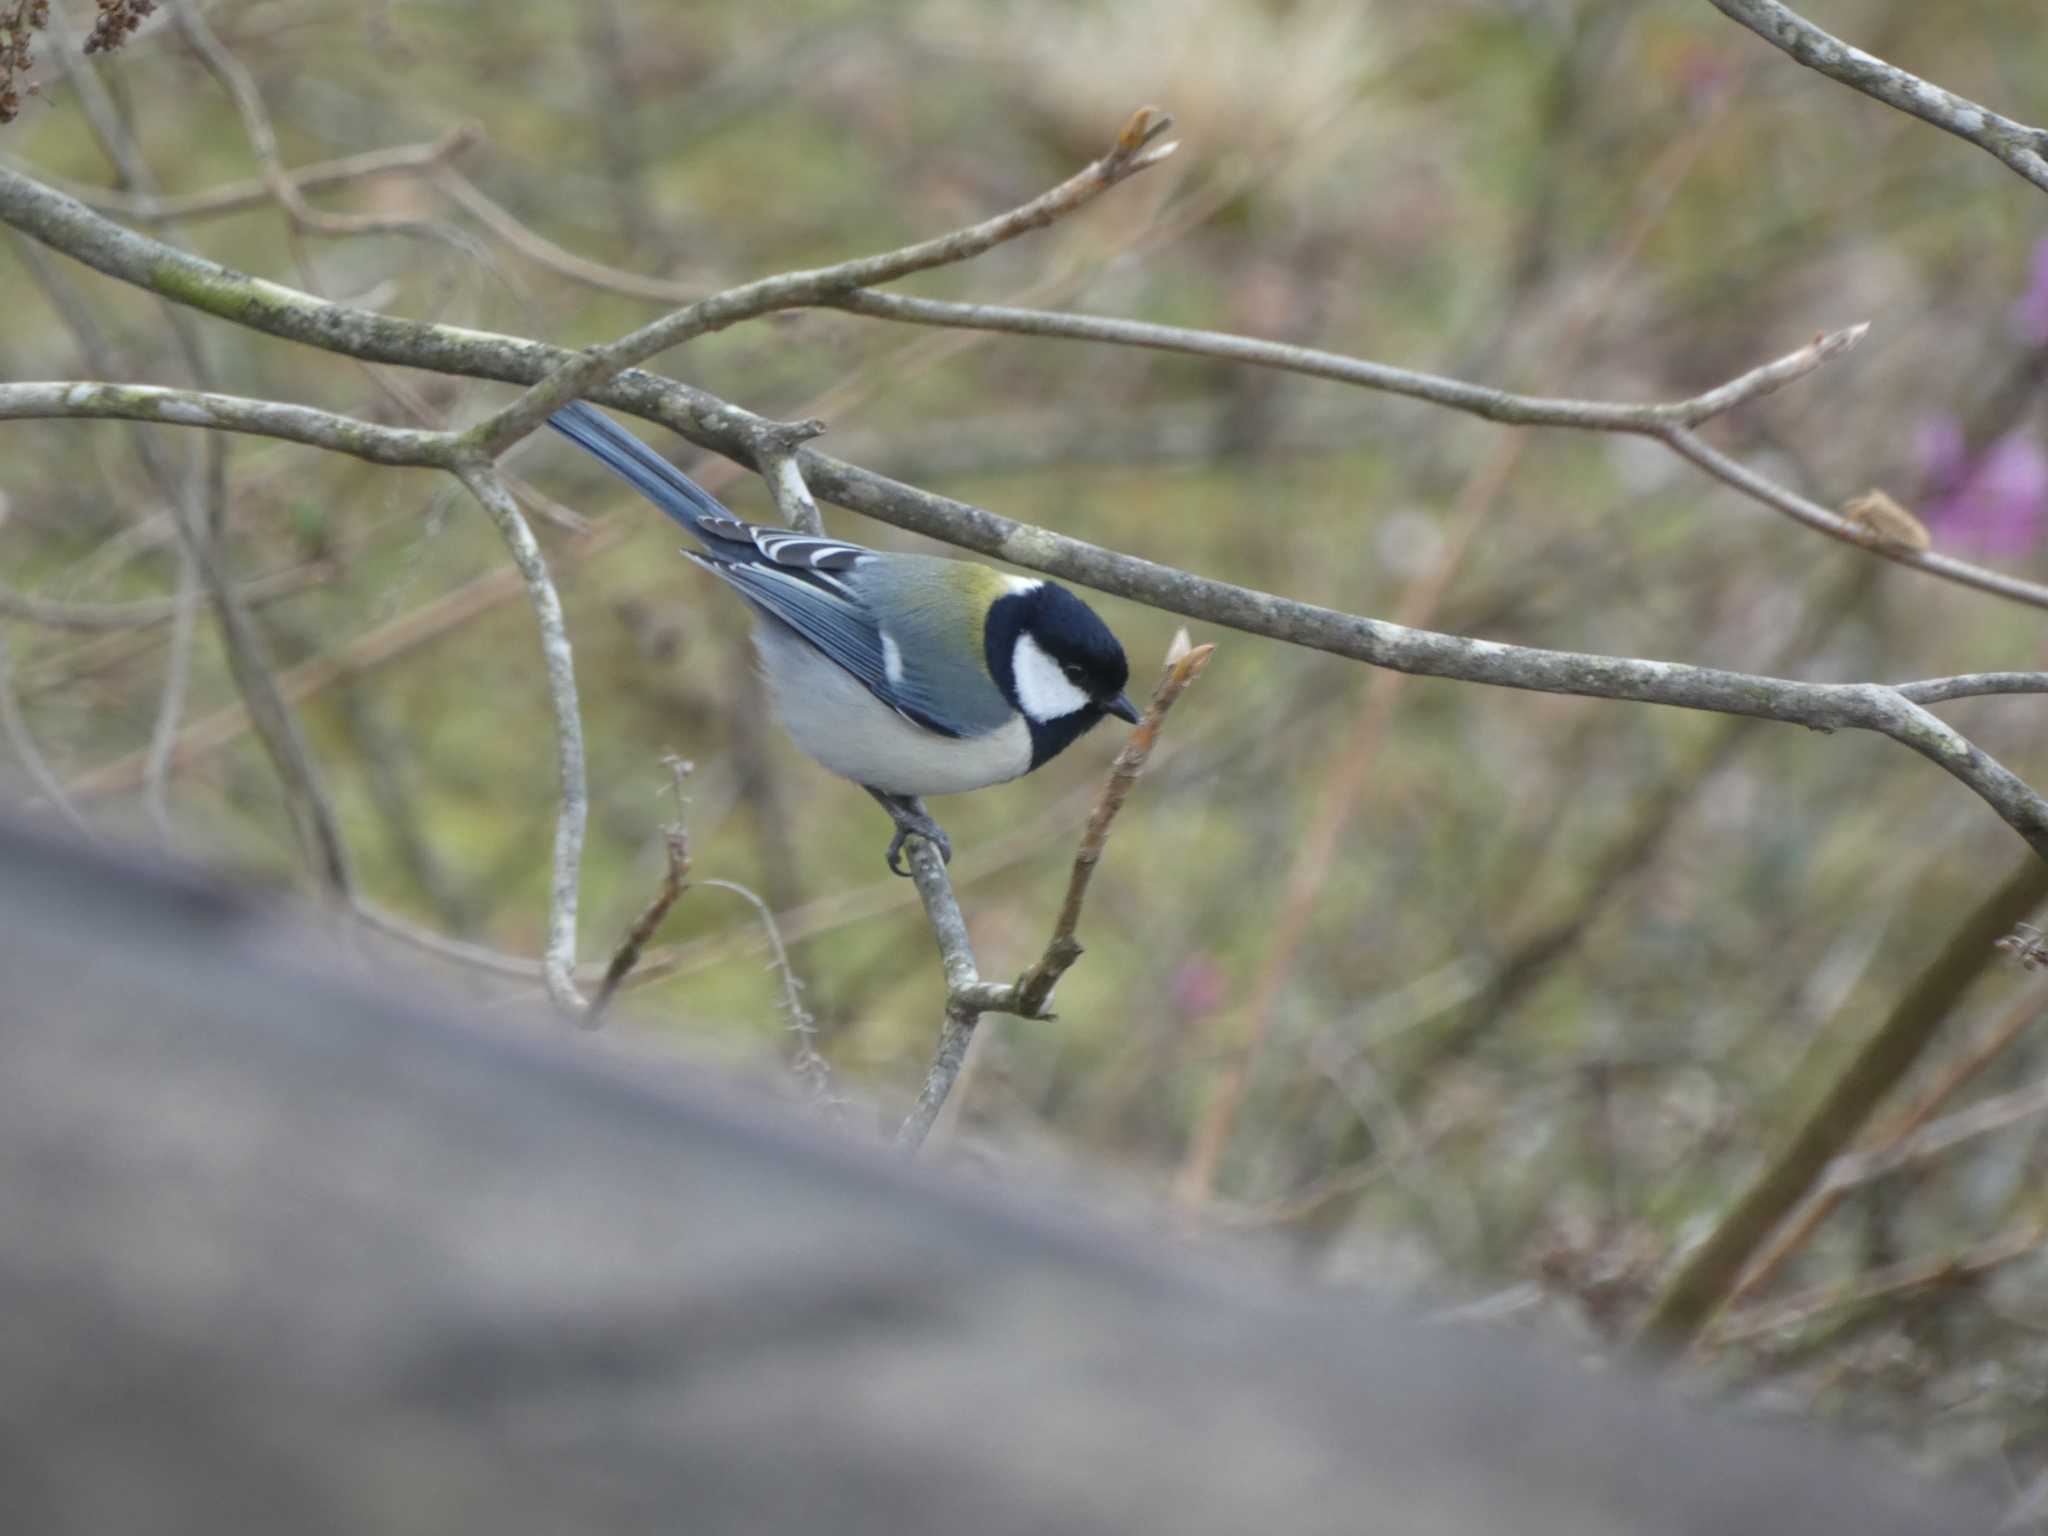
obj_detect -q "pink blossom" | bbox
[1919,426,2048,558]
[1916,415,1966,494]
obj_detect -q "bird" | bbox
[549,402,1139,876]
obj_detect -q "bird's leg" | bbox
[864,788,953,877]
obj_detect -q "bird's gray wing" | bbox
[700,555,964,739]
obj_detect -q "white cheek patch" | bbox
[1010,632,1092,723]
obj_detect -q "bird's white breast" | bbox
[753,625,1033,796]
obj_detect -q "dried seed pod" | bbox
[1842,488,1934,553]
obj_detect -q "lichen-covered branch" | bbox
[0,381,455,464]
[453,462,588,1015]
[1704,0,2048,197]
[6,159,2048,864]
[828,288,2048,612]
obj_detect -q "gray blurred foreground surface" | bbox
[0,820,1989,1534]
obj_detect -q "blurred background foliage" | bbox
[5,0,2048,1484]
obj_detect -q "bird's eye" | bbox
[1061,664,1084,684]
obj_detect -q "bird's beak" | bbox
[1104,692,1140,725]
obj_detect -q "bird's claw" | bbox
[884,816,953,877]
[869,790,953,877]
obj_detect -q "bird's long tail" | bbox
[546,401,733,537]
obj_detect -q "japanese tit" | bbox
[549,403,1139,874]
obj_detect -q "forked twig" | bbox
[1014,635,1216,1017]
[895,633,1215,1155]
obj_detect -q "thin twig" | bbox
[0,382,456,463]
[1709,1222,2048,1349]
[587,825,691,1027]
[452,461,587,1015]
[827,291,1866,432]
[1635,858,2048,1360]
[1652,424,2048,615]
[461,105,1180,458]
[351,765,1137,991]
[42,35,353,897]
[169,0,483,253]
[743,418,829,536]
[1824,1071,2048,1194]
[596,754,829,1096]
[580,752,828,1100]
[699,878,837,1111]
[895,633,1214,1154]
[430,164,718,304]
[1723,977,2048,1312]
[1703,0,2048,197]
[1013,635,1215,1017]
[63,533,619,799]
[895,998,980,1155]
[1895,673,2048,706]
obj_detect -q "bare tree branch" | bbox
[1652,425,2048,614]
[168,0,482,254]
[697,877,836,1111]
[896,635,1213,1154]
[6,156,2048,863]
[0,381,456,463]
[828,289,2048,613]
[39,35,355,898]
[742,418,830,536]
[429,163,718,304]
[893,836,991,1156]
[21,132,2048,619]
[1704,0,2048,197]
[807,457,2048,862]
[1720,977,2048,1313]
[1709,1220,2048,1350]
[588,825,690,1027]
[828,290,1867,431]
[14,382,2048,868]
[1895,673,2048,705]
[461,106,1180,457]
[452,461,588,1014]
[1822,1067,2048,1192]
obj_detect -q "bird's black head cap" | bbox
[986,581,1138,769]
